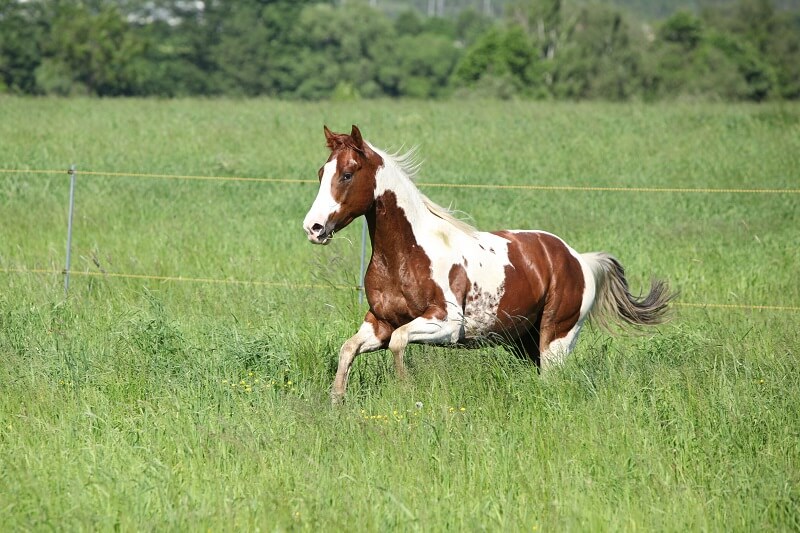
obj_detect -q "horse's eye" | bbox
[342,172,353,182]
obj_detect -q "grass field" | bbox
[1,97,799,531]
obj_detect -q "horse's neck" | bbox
[368,171,437,263]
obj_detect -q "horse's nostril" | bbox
[311,223,324,233]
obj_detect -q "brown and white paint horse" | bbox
[304,125,674,403]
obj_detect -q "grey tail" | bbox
[582,252,676,332]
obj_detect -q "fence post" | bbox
[64,164,76,297]
[359,217,367,305]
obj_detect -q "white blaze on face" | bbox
[303,160,341,242]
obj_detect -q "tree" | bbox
[0,0,48,94]
[707,30,776,101]
[551,4,645,100]
[207,1,308,96]
[35,2,151,96]
[768,12,800,98]
[507,0,564,61]
[290,2,394,99]
[132,1,221,96]
[452,25,544,97]
[0,0,796,100]
[375,32,460,97]
[647,6,778,101]
[732,0,776,54]
[660,10,703,50]
[729,0,799,99]
[454,7,494,46]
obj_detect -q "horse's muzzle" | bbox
[304,222,333,245]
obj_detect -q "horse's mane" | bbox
[378,145,480,238]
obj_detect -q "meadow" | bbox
[1,97,798,531]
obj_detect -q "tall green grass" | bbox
[1,98,798,531]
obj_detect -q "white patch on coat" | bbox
[459,232,513,337]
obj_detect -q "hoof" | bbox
[330,392,345,406]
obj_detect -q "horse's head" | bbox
[303,125,382,245]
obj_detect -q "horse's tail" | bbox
[581,252,675,332]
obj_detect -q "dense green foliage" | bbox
[1,0,798,100]
[1,98,799,529]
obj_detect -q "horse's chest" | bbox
[365,254,445,326]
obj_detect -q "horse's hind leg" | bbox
[539,317,586,371]
[536,293,591,371]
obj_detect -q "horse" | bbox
[303,125,674,404]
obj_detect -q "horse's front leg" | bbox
[388,312,462,378]
[331,316,389,405]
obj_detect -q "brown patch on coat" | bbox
[448,263,470,311]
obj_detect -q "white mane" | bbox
[373,144,480,238]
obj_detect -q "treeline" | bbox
[0,0,798,101]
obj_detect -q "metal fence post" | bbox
[64,165,76,297]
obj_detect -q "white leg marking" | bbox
[540,320,586,371]
[331,321,384,404]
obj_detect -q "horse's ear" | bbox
[324,125,336,149]
[350,125,364,150]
